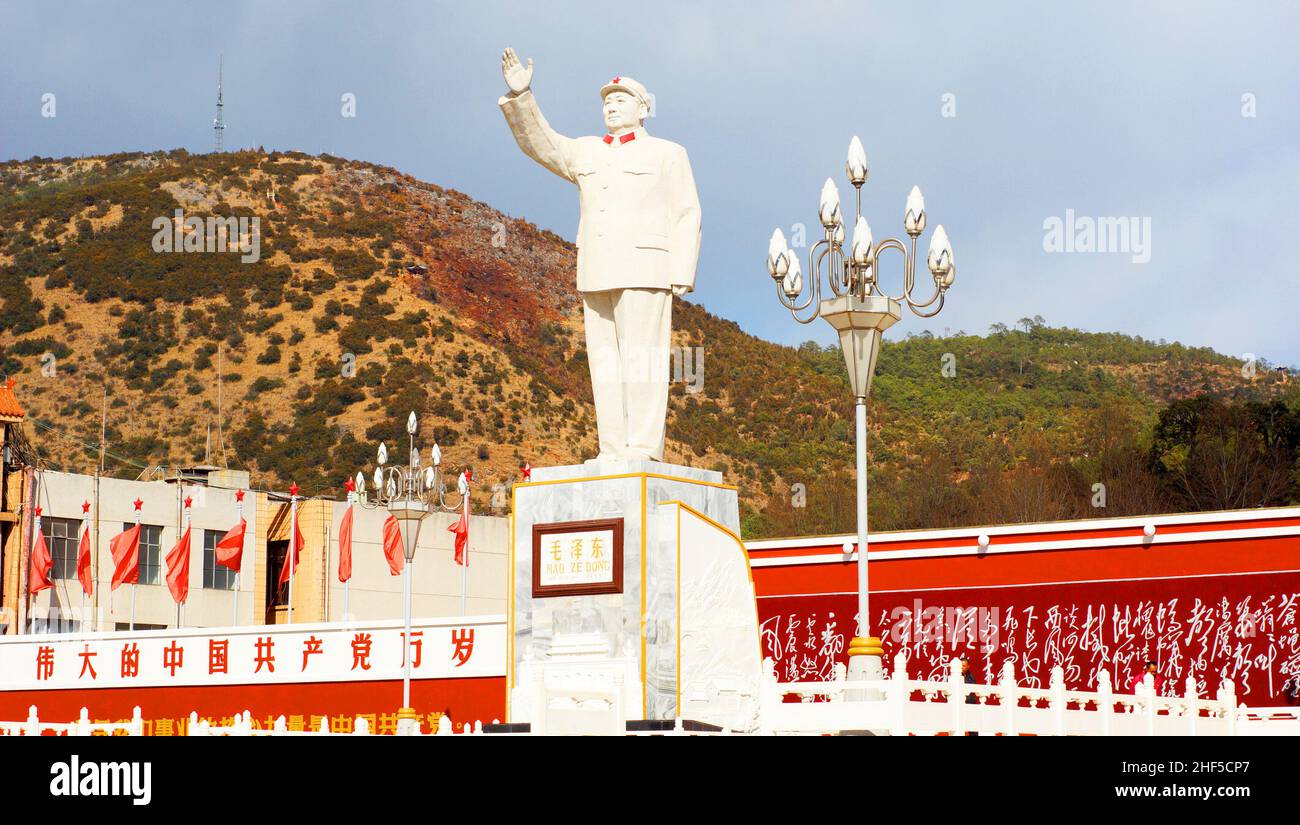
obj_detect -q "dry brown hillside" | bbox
[1,149,1294,536]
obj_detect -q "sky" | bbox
[2,0,1298,366]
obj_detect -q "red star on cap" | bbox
[34,506,42,517]
[464,469,473,482]
[344,478,356,493]
[612,75,621,83]
[235,490,245,502]
[133,498,143,511]
[184,496,192,509]
[289,482,300,498]
[521,463,532,482]
[81,500,91,514]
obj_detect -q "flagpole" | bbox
[31,509,42,632]
[287,488,298,625]
[180,499,190,628]
[131,503,140,631]
[232,491,243,627]
[175,483,180,626]
[80,512,88,631]
[343,499,350,622]
[461,493,468,616]
[175,484,182,629]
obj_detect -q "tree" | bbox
[1150,396,1299,510]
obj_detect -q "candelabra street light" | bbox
[767,135,956,692]
[353,411,471,735]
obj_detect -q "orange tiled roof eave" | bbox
[0,378,23,419]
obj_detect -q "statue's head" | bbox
[600,76,649,134]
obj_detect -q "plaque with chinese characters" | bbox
[531,518,624,598]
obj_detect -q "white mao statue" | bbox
[499,47,702,462]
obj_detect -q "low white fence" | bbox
[4,656,1297,736]
[0,706,489,736]
[0,705,143,737]
[758,654,1296,736]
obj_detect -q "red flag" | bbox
[29,524,53,594]
[449,499,469,566]
[165,525,192,604]
[214,518,246,570]
[278,508,306,586]
[77,522,93,596]
[338,505,354,583]
[381,515,405,575]
[109,523,142,591]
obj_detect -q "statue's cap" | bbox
[599,75,649,108]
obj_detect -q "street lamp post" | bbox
[355,411,471,734]
[767,136,956,690]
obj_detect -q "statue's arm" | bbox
[667,146,702,292]
[499,90,580,183]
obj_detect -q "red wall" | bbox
[750,519,1300,703]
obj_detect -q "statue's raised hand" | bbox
[501,47,534,95]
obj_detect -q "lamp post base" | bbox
[396,706,421,736]
[846,636,884,702]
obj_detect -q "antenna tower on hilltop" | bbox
[213,55,226,153]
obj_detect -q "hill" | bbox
[1,149,1296,537]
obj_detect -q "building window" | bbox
[42,517,81,580]
[29,616,81,634]
[202,529,237,590]
[124,523,163,586]
[267,540,289,607]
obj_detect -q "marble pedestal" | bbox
[508,460,752,728]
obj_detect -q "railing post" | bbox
[25,705,39,737]
[318,716,330,735]
[1184,676,1198,736]
[832,661,847,703]
[531,666,545,736]
[758,657,779,735]
[1143,673,1156,736]
[1097,669,1113,737]
[612,669,626,735]
[999,660,1016,737]
[1050,666,1066,736]
[1216,679,1237,736]
[274,715,287,734]
[354,717,370,735]
[437,714,452,735]
[888,652,908,737]
[76,708,91,737]
[188,711,200,736]
[948,657,964,736]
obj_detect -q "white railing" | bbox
[757,654,1273,736]
[5,661,1295,736]
[0,705,143,736]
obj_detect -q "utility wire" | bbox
[27,416,152,472]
